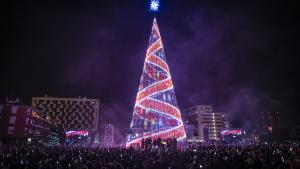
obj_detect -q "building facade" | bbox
[183,105,228,142]
[260,112,280,133]
[32,96,99,132]
[103,123,114,147]
[0,104,55,144]
[210,112,228,140]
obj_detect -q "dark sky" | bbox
[1,0,299,136]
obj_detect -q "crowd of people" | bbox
[141,137,178,150]
[0,143,299,169]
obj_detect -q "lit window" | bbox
[10,116,16,124]
[12,106,18,114]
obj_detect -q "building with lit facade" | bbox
[0,104,55,144]
[223,113,232,129]
[183,105,228,142]
[260,112,280,133]
[32,96,99,133]
[210,112,227,140]
[103,123,114,147]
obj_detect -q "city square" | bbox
[1,0,299,168]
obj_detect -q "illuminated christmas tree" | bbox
[126,18,186,147]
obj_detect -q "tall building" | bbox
[183,105,227,141]
[260,112,280,133]
[0,104,55,144]
[223,113,232,129]
[103,123,114,147]
[126,18,186,147]
[32,96,99,132]
[212,112,228,139]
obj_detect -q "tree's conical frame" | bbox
[126,18,186,147]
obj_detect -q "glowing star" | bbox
[150,0,159,12]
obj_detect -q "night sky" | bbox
[1,1,299,138]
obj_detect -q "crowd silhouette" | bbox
[0,142,299,169]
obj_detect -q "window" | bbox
[10,116,16,124]
[26,118,29,124]
[11,106,18,114]
[8,126,15,134]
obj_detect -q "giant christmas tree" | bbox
[126,18,186,147]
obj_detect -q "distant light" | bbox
[150,0,159,12]
[28,138,31,142]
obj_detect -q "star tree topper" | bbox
[150,0,160,12]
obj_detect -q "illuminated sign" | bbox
[221,129,242,136]
[65,130,89,137]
